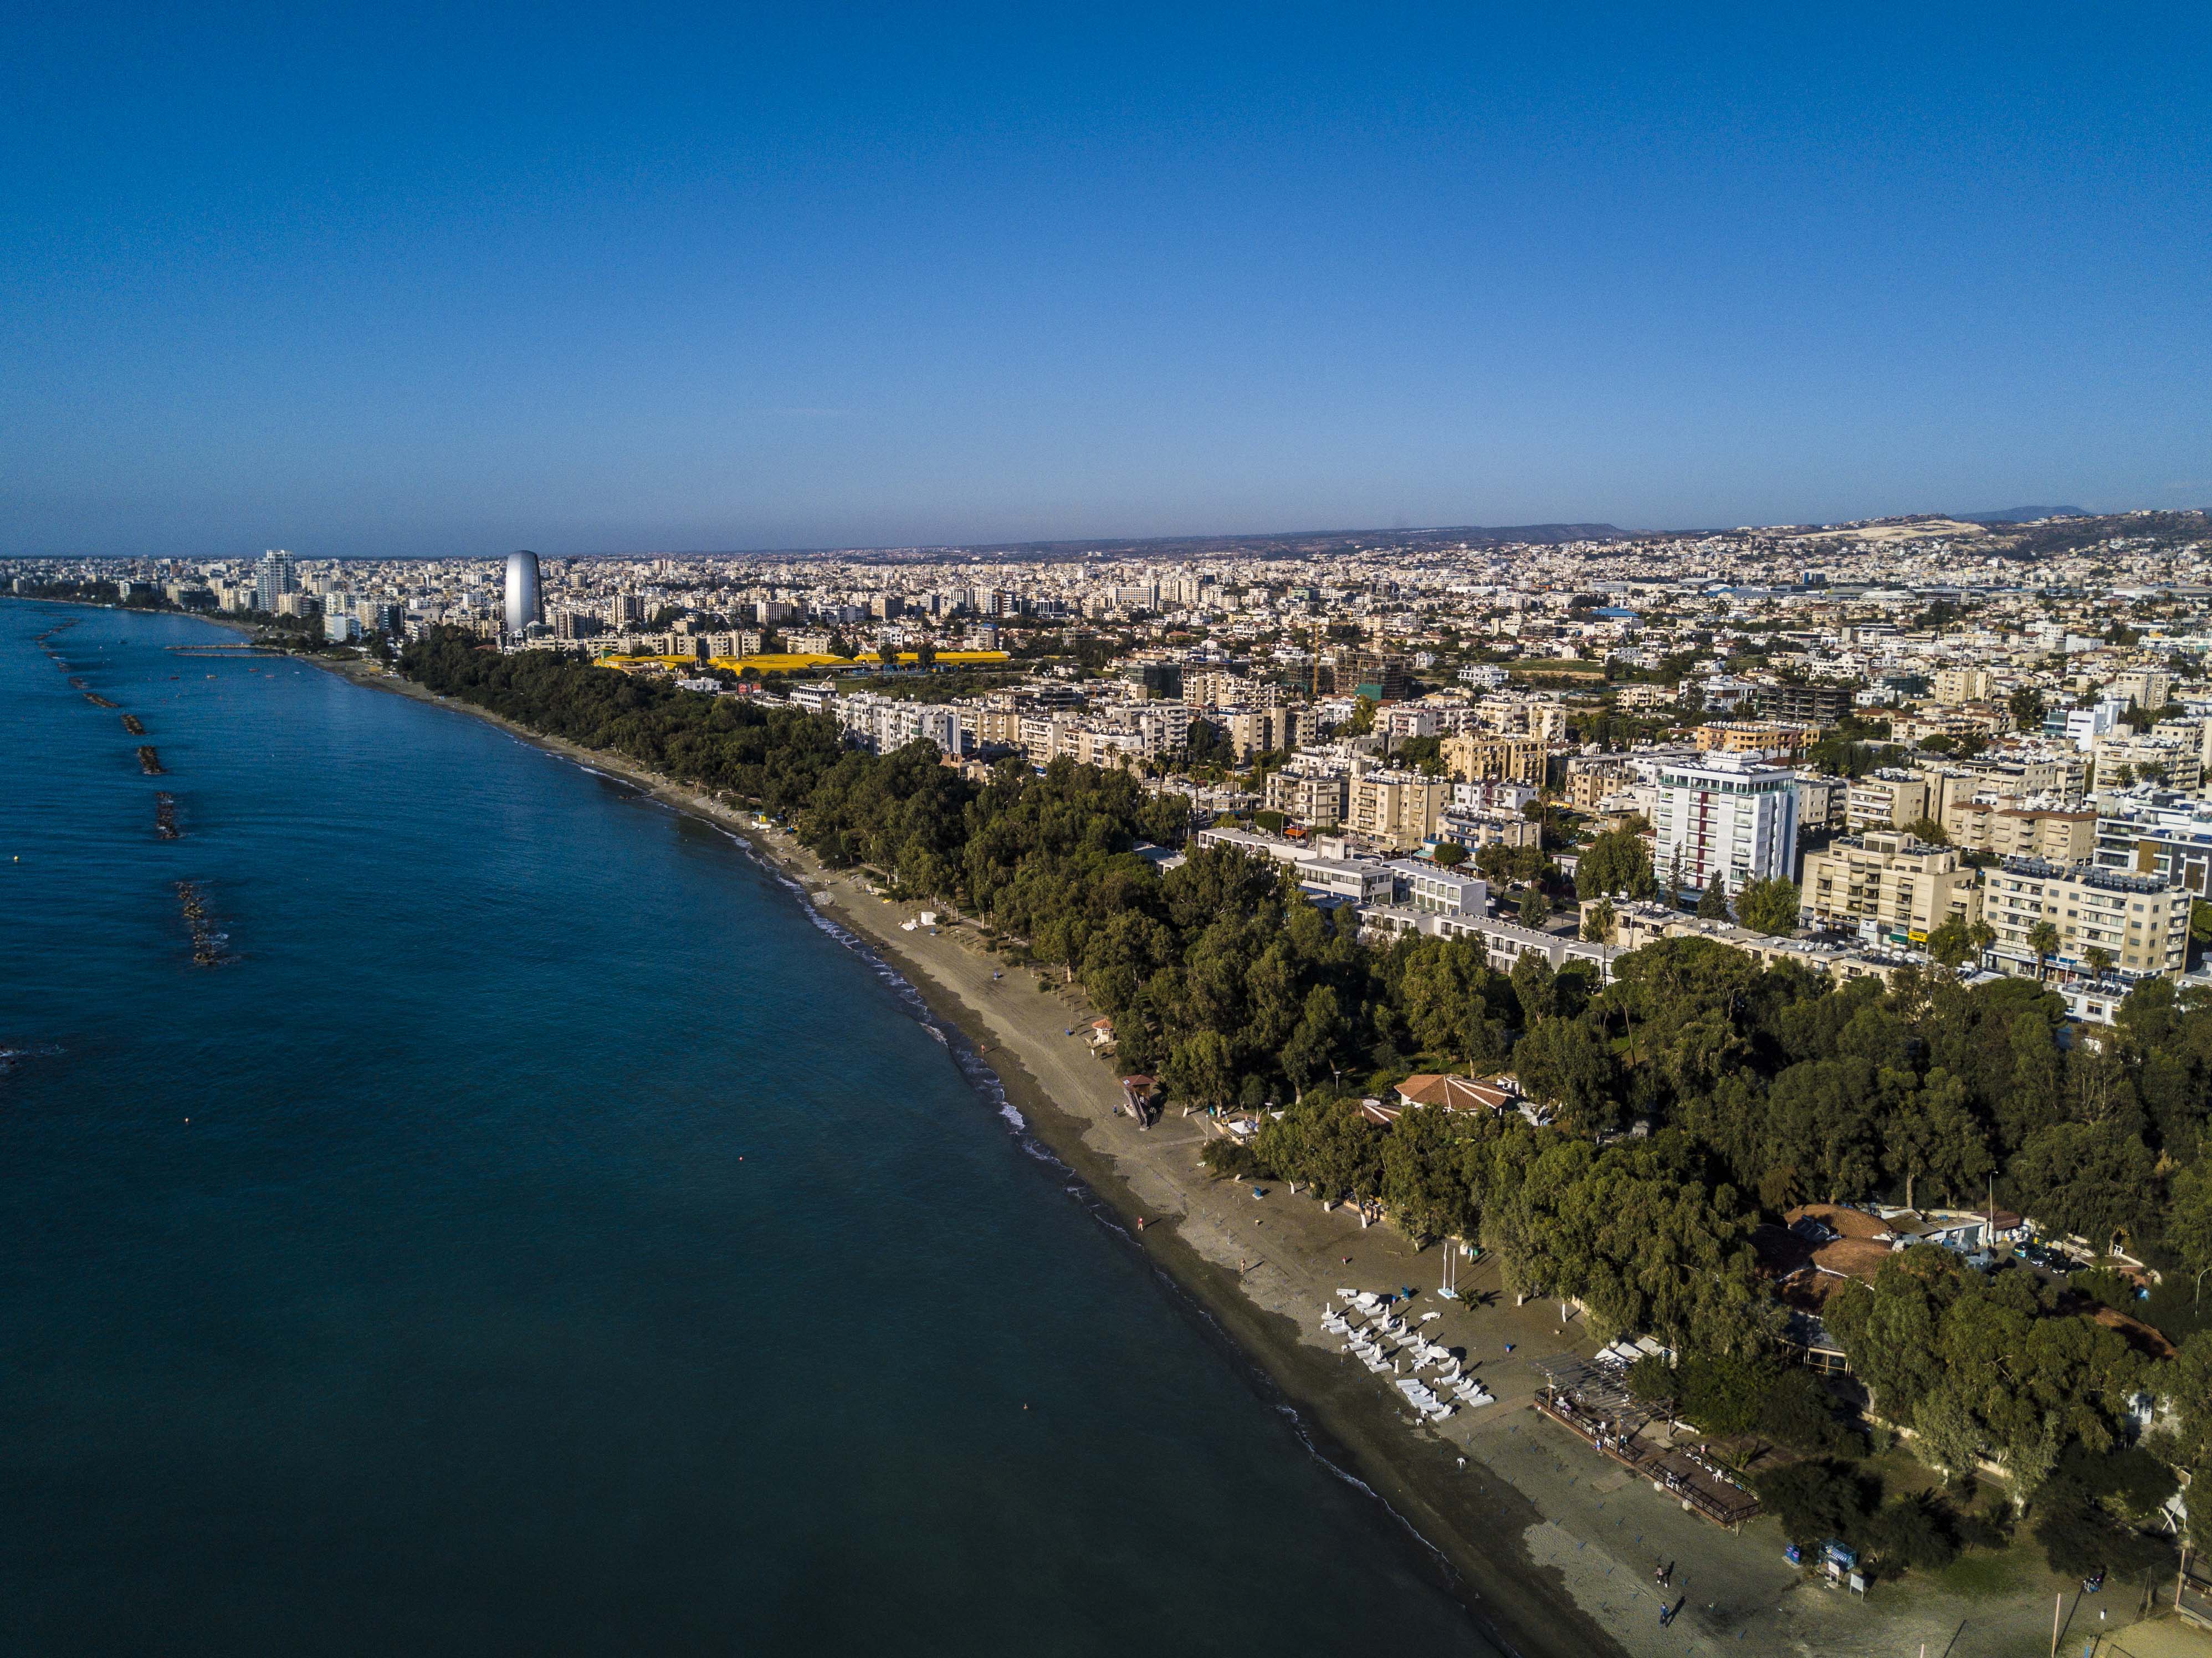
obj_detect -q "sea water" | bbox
[0,603,1502,1655]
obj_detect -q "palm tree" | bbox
[2083,945,2115,981]
[2026,920,2061,982]
[1967,919,1996,970]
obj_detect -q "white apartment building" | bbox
[2096,792,2212,894]
[1386,860,1487,917]
[2049,700,2127,752]
[1297,858,1397,906]
[1450,779,1541,815]
[834,692,967,759]
[1194,826,1306,866]
[1437,808,1543,852]
[1651,752,1800,891]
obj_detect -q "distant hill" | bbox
[720,523,1634,563]
[948,523,1631,555]
[1954,506,2091,524]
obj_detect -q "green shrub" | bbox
[1625,1354,1674,1404]
[2032,1496,2172,1578]
[1200,1140,1261,1181]
[1676,1352,1770,1439]
[1757,1368,1867,1459]
[1860,1495,1959,1577]
[1755,1459,1876,1548]
[2029,1444,2178,1577]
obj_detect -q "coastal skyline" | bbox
[12,2,2212,1650]
[6,4,2209,557]
[16,525,2212,1650]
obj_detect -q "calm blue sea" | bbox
[0,603,1494,1655]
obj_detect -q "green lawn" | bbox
[1934,1546,2031,1599]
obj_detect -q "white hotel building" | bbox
[1651,753,1800,892]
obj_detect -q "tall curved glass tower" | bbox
[504,550,542,634]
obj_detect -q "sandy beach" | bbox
[310,651,2155,1658]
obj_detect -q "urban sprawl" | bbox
[29,507,2212,1595]
[20,510,2212,1027]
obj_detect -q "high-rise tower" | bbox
[254,549,296,613]
[504,550,543,634]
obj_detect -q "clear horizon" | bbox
[5,4,2207,559]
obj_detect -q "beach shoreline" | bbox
[303,654,1632,1656]
[269,644,2121,1658]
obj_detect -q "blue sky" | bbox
[3,3,2207,556]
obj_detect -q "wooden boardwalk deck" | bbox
[1528,1360,1761,1530]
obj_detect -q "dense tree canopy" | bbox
[404,629,2212,1545]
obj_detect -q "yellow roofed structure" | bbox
[595,650,1011,674]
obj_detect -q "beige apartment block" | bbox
[1939,800,2096,863]
[1474,697,1569,741]
[1217,704,1307,761]
[1264,769,1349,828]
[971,704,1023,749]
[2112,668,2174,710]
[2092,731,2203,794]
[1020,712,1079,767]
[1934,750,2088,802]
[1564,755,1635,810]
[1070,729,1145,773]
[1348,770,1446,850]
[1979,857,2190,981]
[1932,666,1994,705]
[1892,706,2006,745]
[1692,721,1818,757]
[1440,733,1547,786]
[1444,810,1542,850]
[1801,831,1981,944]
[1845,769,1932,831]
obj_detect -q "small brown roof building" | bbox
[1395,1073,1523,1114]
